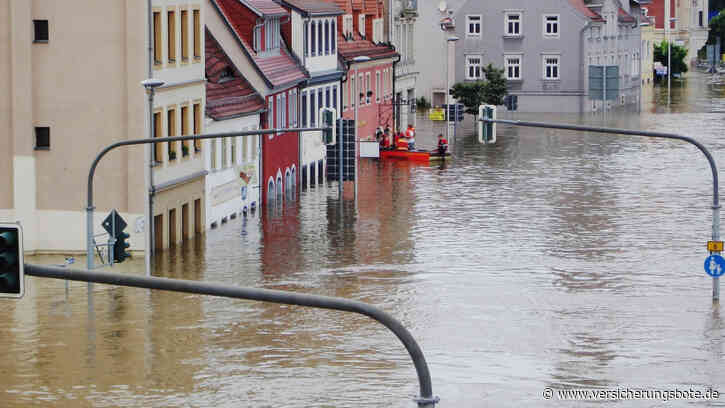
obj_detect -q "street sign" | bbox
[102,209,127,235]
[708,241,724,252]
[705,255,725,277]
[429,108,445,121]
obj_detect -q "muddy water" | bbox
[4,73,725,407]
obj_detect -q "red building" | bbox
[328,0,398,139]
[646,0,676,30]
[209,0,308,206]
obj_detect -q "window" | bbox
[505,55,521,80]
[351,75,356,107]
[359,14,366,37]
[153,111,163,162]
[699,10,704,27]
[168,10,176,63]
[544,15,559,37]
[310,90,316,126]
[466,55,482,80]
[543,55,560,80]
[333,86,338,111]
[281,92,286,129]
[181,105,189,156]
[365,72,371,104]
[193,10,201,59]
[301,91,308,127]
[242,134,248,162]
[33,20,49,43]
[325,20,330,55]
[373,18,384,43]
[505,12,521,36]
[290,89,297,127]
[211,138,217,169]
[268,179,275,205]
[376,71,381,102]
[317,88,323,120]
[193,103,201,152]
[325,87,331,108]
[276,94,282,134]
[231,137,236,164]
[181,9,189,61]
[34,127,50,150]
[331,20,336,52]
[343,15,353,38]
[358,73,364,104]
[267,98,273,130]
[311,21,316,56]
[466,15,481,36]
[304,21,309,57]
[318,21,323,55]
[153,12,161,64]
[264,18,281,52]
[167,108,177,160]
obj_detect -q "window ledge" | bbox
[503,35,524,39]
[34,146,50,151]
[506,79,523,82]
[543,35,560,39]
[542,79,561,82]
[33,40,48,44]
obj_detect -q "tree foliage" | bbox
[654,41,689,76]
[707,13,725,47]
[450,64,508,117]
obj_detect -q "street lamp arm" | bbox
[24,264,438,407]
[488,118,720,208]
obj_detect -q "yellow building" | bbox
[0,0,205,254]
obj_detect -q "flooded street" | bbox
[5,73,725,407]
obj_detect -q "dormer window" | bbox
[358,14,365,37]
[255,17,281,54]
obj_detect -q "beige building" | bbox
[643,0,709,66]
[0,0,205,254]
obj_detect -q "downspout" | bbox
[146,0,155,259]
[580,20,592,113]
[392,53,401,133]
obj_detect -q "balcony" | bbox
[401,0,418,18]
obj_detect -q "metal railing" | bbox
[24,264,439,407]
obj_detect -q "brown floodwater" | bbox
[4,73,725,407]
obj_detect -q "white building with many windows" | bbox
[386,0,419,130]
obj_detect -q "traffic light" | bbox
[478,104,497,144]
[0,223,24,298]
[102,210,131,264]
[320,107,337,145]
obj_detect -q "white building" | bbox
[387,0,419,129]
[204,30,265,229]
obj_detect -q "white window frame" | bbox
[373,18,384,43]
[505,12,522,37]
[505,54,522,80]
[365,72,371,104]
[466,15,481,37]
[376,71,381,102]
[343,14,353,37]
[542,54,560,80]
[359,14,365,37]
[543,14,559,38]
[466,55,483,80]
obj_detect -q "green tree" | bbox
[654,41,689,76]
[450,64,508,118]
[706,12,725,46]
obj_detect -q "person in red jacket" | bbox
[437,133,448,156]
[405,124,416,151]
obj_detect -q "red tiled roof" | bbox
[206,30,266,120]
[618,7,636,23]
[281,0,344,16]
[337,31,397,62]
[240,0,288,17]
[568,0,604,21]
[214,0,308,89]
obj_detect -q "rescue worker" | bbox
[405,124,416,151]
[437,133,448,156]
[396,132,409,151]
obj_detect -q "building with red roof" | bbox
[204,29,266,227]
[208,0,309,207]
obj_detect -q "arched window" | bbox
[267,178,275,206]
[290,165,297,201]
[276,173,283,203]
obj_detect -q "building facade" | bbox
[451,0,643,113]
[0,0,204,253]
[645,0,708,65]
[207,0,308,207]
[150,0,208,250]
[332,0,397,141]
[386,0,419,131]
[279,0,345,189]
[204,30,265,229]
